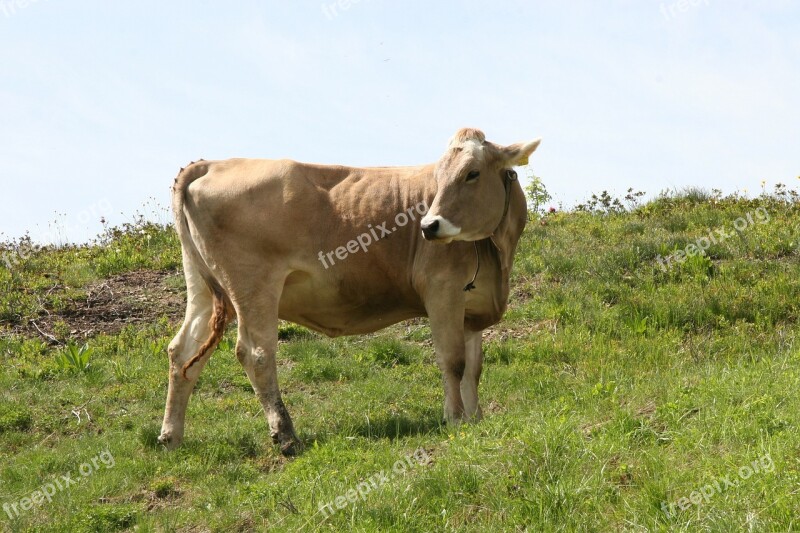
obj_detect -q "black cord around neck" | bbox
[463,241,480,291]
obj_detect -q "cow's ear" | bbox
[502,138,541,166]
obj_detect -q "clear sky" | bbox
[1,0,798,243]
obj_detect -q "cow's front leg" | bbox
[461,329,484,421]
[427,297,467,423]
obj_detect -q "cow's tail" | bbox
[171,161,230,379]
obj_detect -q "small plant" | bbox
[524,173,552,217]
[573,187,645,214]
[633,316,649,336]
[150,476,180,499]
[55,342,93,373]
[624,188,646,210]
[590,380,617,398]
[575,190,625,214]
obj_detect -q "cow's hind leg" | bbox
[234,283,301,456]
[159,262,216,449]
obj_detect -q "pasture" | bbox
[1,188,799,531]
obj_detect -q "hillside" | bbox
[1,189,799,531]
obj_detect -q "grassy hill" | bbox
[1,188,799,531]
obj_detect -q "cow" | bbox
[158,128,541,456]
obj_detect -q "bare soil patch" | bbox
[1,269,185,343]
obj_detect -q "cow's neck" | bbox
[463,169,519,293]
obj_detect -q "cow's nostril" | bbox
[421,219,440,240]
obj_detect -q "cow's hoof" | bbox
[273,433,304,457]
[157,432,181,450]
[464,406,483,423]
[280,440,304,457]
[443,413,465,426]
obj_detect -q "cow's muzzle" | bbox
[421,215,462,241]
[421,219,440,240]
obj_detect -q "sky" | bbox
[1,0,798,243]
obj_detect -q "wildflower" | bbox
[548,206,557,213]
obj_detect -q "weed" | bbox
[55,342,93,373]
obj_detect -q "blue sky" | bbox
[1,0,798,243]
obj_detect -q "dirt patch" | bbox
[1,269,186,343]
[483,318,558,344]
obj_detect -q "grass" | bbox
[2,187,800,531]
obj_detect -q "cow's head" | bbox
[421,128,541,242]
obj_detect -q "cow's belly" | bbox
[277,270,425,337]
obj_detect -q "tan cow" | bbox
[159,128,541,455]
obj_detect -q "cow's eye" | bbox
[465,170,480,182]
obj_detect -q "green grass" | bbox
[2,190,800,531]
